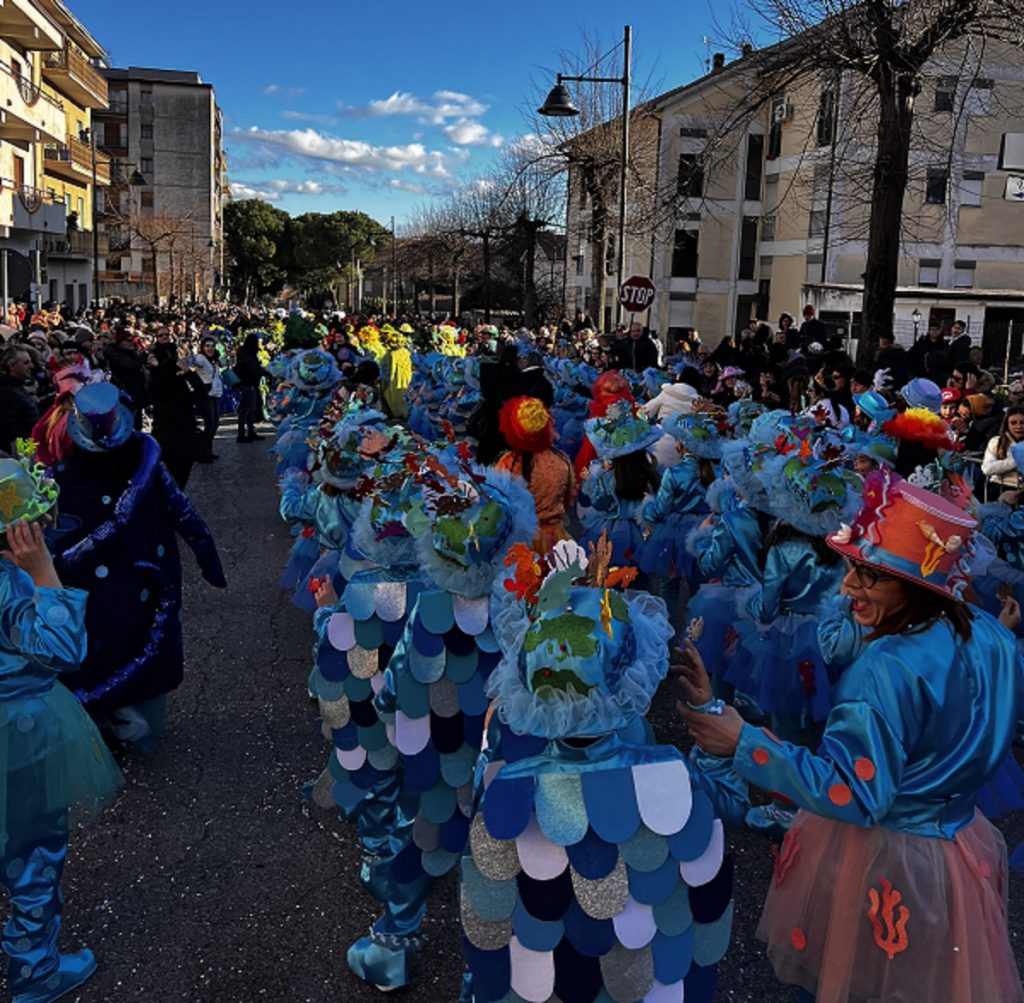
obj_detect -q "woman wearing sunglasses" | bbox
[677,474,1023,1003]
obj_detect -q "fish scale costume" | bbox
[308,457,430,896]
[345,462,538,990]
[459,541,745,1003]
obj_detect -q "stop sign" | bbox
[618,275,656,312]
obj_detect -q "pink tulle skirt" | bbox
[757,810,1023,1003]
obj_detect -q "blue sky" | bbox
[70,0,723,227]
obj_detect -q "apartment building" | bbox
[0,0,108,311]
[565,40,1024,361]
[38,0,108,311]
[95,67,227,304]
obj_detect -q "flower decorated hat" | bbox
[662,412,727,460]
[498,396,554,455]
[66,381,134,453]
[415,459,538,596]
[0,441,59,529]
[583,400,662,460]
[827,469,976,599]
[727,397,766,437]
[490,534,673,738]
[293,348,340,390]
[314,412,390,490]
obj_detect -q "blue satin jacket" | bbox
[750,538,844,622]
[643,456,710,524]
[691,504,763,587]
[733,608,1024,838]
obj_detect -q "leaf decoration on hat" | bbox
[583,531,614,588]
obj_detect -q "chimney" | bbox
[712,52,725,73]
[741,42,754,58]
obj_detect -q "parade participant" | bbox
[495,396,575,552]
[578,401,662,570]
[346,462,537,991]
[685,455,763,702]
[638,412,720,610]
[573,370,636,480]
[308,460,429,936]
[461,541,741,1003]
[278,403,387,610]
[678,474,1024,1003]
[379,326,412,419]
[51,383,226,752]
[0,447,123,1003]
[30,362,102,467]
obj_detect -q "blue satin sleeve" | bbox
[0,568,88,674]
[692,516,732,579]
[159,465,226,588]
[689,748,749,828]
[279,477,315,524]
[733,693,908,826]
[818,599,866,668]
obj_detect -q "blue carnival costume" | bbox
[578,404,662,568]
[307,457,428,902]
[637,413,720,584]
[685,477,763,689]
[344,464,538,990]
[0,449,123,1003]
[460,543,742,1003]
[52,385,225,751]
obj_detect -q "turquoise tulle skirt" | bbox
[1,682,123,847]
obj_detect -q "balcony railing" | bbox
[0,59,63,111]
[42,43,108,107]
[45,229,107,257]
[43,135,111,184]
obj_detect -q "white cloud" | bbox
[506,133,555,159]
[232,126,453,178]
[387,179,426,194]
[266,179,347,196]
[229,178,347,201]
[344,90,488,124]
[229,182,280,201]
[281,110,338,126]
[263,84,306,97]
[442,119,503,147]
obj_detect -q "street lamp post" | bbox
[390,215,397,317]
[539,24,632,327]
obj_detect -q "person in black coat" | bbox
[0,345,38,453]
[233,333,271,442]
[474,342,522,464]
[612,323,661,372]
[104,330,148,427]
[53,382,226,752]
[148,342,205,488]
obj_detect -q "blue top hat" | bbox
[66,382,134,453]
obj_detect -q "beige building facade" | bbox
[0,0,108,311]
[564,40,1024,362]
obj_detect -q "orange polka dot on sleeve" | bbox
[854,758,876,782]
[790,927,807,951]
[828,782,853,806]
[752,748,770,765]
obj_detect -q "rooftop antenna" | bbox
[703,35,711,73]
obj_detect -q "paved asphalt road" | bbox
[11,417,1024,1002]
